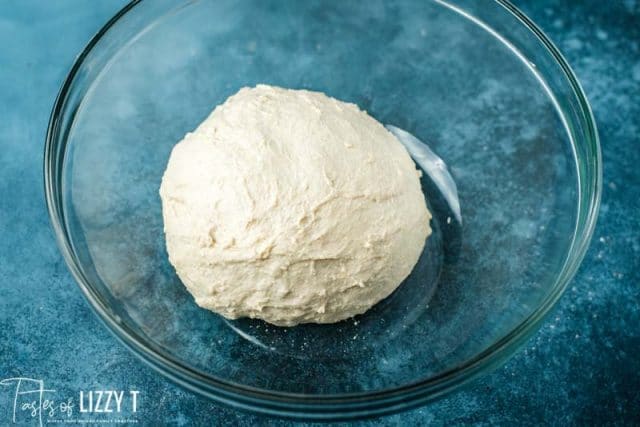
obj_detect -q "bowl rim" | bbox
[44,0,602,419]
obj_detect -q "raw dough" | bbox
[160,85,431,326]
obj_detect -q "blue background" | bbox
[0,0,638,425]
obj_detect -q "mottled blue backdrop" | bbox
[0,0,638,425]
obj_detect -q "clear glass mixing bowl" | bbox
[45,0,601,420]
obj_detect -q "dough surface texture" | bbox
[160,84,431,326]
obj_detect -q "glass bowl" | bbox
[45,0,601,420]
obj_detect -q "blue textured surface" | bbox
[0,0,638,425]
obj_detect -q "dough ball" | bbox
[159,85,431,326]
